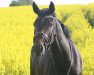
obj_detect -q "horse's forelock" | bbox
[38,8,56,17]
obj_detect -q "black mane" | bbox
[58,20,71,40]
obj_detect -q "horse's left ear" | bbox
[49,1,55,13]
[32,2,40,15]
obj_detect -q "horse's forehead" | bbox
[35,17,53,24]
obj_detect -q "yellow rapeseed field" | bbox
[0,4,94,75]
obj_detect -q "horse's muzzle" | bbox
[32,44,43,56]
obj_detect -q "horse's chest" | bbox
[34,52,55,75]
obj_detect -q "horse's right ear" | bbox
[49,1,55,14]
[32,2,40,15]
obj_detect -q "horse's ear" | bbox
[32,2,40,15]
[49,1,55,13]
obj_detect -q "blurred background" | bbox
[0,0,94,7]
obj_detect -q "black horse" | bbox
[30,2,82,75]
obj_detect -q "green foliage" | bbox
[19,0,32,5]
[9,0,32,6]
[9,1,20,6]
[83,4,94,28]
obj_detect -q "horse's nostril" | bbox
[35,44,43,56]
[39,45,43,50]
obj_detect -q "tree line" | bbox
[9,0,33,6]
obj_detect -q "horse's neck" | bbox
[54,22,71,62]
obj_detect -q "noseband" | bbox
[34,32,50,43]
[34,32,52,52]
